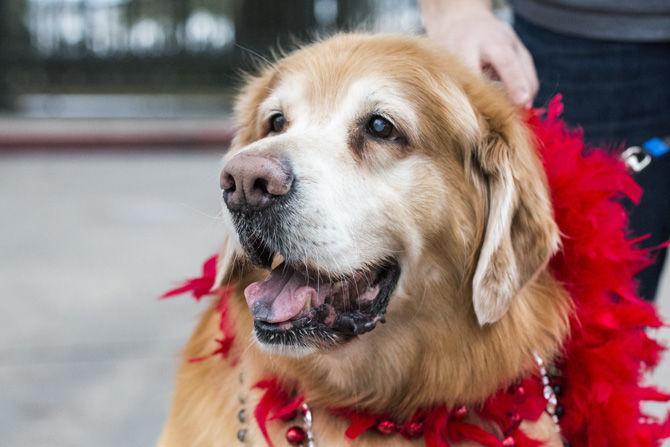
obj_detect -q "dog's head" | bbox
[220,34,559,358]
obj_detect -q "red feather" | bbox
[526,95,669,446]
[423,407,451,447]
[447,422,502,446]
[254,379,284,447]
[161,254,218,301]
[186,287,236,362]
[342,411,379,440]
[254,378,303,447]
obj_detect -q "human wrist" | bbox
[420,0,494,34]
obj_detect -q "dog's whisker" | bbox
[177,202,226,221]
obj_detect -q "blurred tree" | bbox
[172,0,191,52]
[0,0,383,95]
[234,0,316,64]
[337,0,373,30]
[0,0,8,109]
[193,0,235,17]
[0,0,30,110]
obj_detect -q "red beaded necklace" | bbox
[251,362,557,447]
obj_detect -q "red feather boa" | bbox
[528,96,670,445]
[163,96,669,446]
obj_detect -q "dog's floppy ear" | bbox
[470,116,559,325]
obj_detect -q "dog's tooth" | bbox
[271,253,285,269]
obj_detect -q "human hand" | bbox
[421,0,538,107]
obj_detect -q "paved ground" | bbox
[0,151,668,447]
[0,151,226,447]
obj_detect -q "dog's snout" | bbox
[221,154,294,211]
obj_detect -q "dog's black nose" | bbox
[221,154,294,211]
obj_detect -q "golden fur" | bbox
[159,34,571,446]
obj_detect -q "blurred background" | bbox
[0,1,667,446]
[0,0,422,119]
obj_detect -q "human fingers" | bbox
[517,43,539,107]
[482,43,533,106]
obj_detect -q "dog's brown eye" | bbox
[269,113,286,133]
[367,115,395,139]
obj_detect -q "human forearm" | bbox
[420,0,492,29]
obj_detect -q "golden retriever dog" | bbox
[159,33,570,446]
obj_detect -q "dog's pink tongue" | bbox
[244,267,317,323]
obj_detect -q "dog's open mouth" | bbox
[245,257,400,349]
